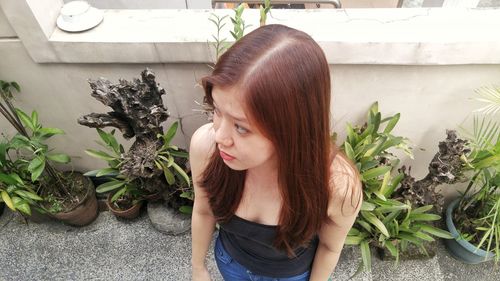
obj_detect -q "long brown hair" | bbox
[201,24,335,256]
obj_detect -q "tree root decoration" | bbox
[393,130,470,213]
[78,68,169,181]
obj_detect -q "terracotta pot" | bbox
[50,172,99,226]
[106,193,143,219]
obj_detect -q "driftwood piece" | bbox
[78,68,170,191]
[394,130,470,212]
[78,68,169,140]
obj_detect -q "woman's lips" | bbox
[220,150,236,161]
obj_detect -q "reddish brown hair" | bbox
[201,24,335,256]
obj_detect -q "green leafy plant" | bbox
[84,128,142,208]
[230,4,251,41]
[209,13,230,61]
[342,102,453,272]
[0,139,44,216]
[84,122,192,213]
[453,86,500,263]
[210,2,272,61]
[0,80,78,214]
[259,0,272,26]
[155,122,192,214]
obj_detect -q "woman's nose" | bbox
[214,120,233,147]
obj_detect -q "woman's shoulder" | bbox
[189,123,216,168]
[327,150,363,217]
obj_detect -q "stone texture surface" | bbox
[2,208,500,280]
[147,202,191,235]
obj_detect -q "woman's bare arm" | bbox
[309,154,363,281]
[190,124,217,280]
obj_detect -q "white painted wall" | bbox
[1,1,499,199]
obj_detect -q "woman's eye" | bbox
[235,124,249,134]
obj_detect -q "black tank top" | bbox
[218,214,319,278]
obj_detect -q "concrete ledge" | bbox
[48,8,500,65]
[2,0,500,64]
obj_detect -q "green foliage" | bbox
[155,121,190,188]
[455,104,500,263]
[85,122,192,213]
[208,13,230,61]
[84,128,140,205]
[1,80,73,214]
[259,0,272,27]
[210,2,271,61]
[230,4,251,41]
[342,102,452,272]
[156,122,193,214]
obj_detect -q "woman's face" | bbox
[211,86,277,172]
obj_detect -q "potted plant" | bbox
[0,80,98,226]
[84,128,144,219]
[78,69,193,223]
[444,86,500,264]
[341,102,453,272]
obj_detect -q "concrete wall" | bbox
[1,1,499,198]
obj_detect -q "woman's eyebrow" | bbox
[213,102,249,123]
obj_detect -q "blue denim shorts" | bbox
[214,235,311,281]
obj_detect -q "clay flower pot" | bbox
[106,192,143,219]
[50,172,99,226]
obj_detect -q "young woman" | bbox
[190,24,362,281]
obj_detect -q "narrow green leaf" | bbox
[14,190,43,201]
[172,162,190,187]
[378,171,391,195]
[398,233,423,245]
[412,205,434,214]
[47,153,70,163]
[96,180,125,193]
[28,157,45,182]
[360,240,372,272]
[169,150,189,158]
[383,113,400,134]
[163,166,175,185]
[15,108,34,130]
[345,235,365,245]
[413,231,435,242]
[1,190,15,210]
[362,166,391,181]
[377,205,409,213]
[361,201,376,211]
[111,186,127,202]
[344,141,356,161]
[31,111,39,128]
[163,121,179,146]
[85,149,116,161]
[417,224,454,239]
[409,213,441,221]
[384,241,399,259]
[96,168,119,177]
[361,211,390,237]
